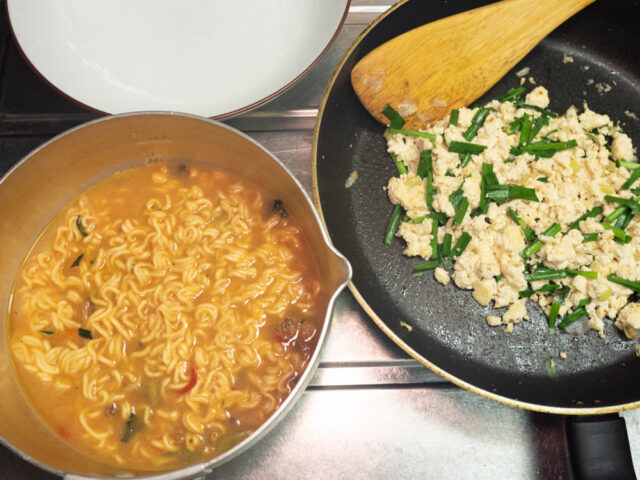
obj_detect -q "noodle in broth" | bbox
[8,162,323,471]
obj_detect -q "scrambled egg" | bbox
[386,86,638,336]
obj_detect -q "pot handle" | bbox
[566,414,637,480]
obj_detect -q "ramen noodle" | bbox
[8,162,323,471]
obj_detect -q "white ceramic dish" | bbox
[6,0,349,117]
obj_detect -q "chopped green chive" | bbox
[460,153,472,168]
[608,274,640,292]
[530,115,549,142]
[382,104,406,129]
[598,222,632,243]
[604,195,640,216]
[417,152,430,179]
[508,209,536,241]
[565,269,598,279]
[78,328,93,340]
[510,139,578,157]
[121,413,141,443]
[384,205,403,245]
[616,209,633,230]
[387,128,437,141]
[448,141,487,155]
[521,223,561,260]
[582,232,599,243]
[525,269,567,282]
[604,206,627,224]
[514,101,558,118]
[430,217,440,260]
[622,169,640,190]
[412,260,440,276]
[553,287,571,305]
[544,358,559,381]
[422,150,434,210]
[451,232,472,256]
[411,215,429,224]
[617,160,640,170]
[508,118,523,135]
[557,307,588,329]
[568,206,602,230]
[449,184,465,210]
[537,177,549,183]
[40,329,56,335]
[391,153,407,175]
[487,184,539,203]
[463,108,491,141]
[449,109,459,127]
[453,198,469,225]
[71,253,84,267]
[518,113,532,146]
[442,233,453,257]
[548,302,560,330]
[497,87,525,102]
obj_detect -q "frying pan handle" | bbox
[567,414,637,480]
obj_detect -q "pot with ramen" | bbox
[0,113,351,479]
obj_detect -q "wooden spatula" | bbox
[351,0,595,128]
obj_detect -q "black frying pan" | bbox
[313,0,640,478]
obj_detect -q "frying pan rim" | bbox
[311,0,640,415]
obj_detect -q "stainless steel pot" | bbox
[0,113,351,479]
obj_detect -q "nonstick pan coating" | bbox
[314,0,640,412]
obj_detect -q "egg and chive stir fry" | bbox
[383,86,639,338]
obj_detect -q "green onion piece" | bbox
[530,115,549,142]
[453,198,469,225]
[548,302,560,330]
[121,413,141,443]
[463,108,491,141]
[71,253,84,267]
[387,128,437,141]
[78,328,93,339]
[577,298,591,308]
[510,139,578,157]
[521,223,561,260]
[618,160,640,170]
[382,104,406,129]
[507,209,536,241]
[604,195,640,216]
[431,212,447,226]
[495,274,503,282]
[514,101,558,118]
[422,150,434,210]
[508,118,523,135]
[525,270,567,282]
[483,163,499,186]
[537,177,549,183]
[76,215,89,237]
[604,206,627,224]
[402,214,410,222]
[384,205,403,246]
[487,184,539,203]
[608,273,640,292]
[445,170,455,177]
[417,152,430,179]
[598,222,632,243]
[460,153,472,168]
[448,141,487,155]
[519,290,534,298]
[412,260,440,276]
[544,358,559,380]
[557,307,588,329]
[411,215,429,224]
[622,169,640,190]
[390,153,407,175]
[430,218,440,260]
[449,185,465,209]
[568,206,602,230]
[442,233,453,257]
[553,287,571,305]
[518,113,532,146]
[40,329,56,335]
[451,232,472,256]
[565,269,598,279]
[616,209,633,230]
[538,284,563,293]
[582,232,599,243]
[449,109,459,127]
[441,257,453,270]
[497,87,525,102]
